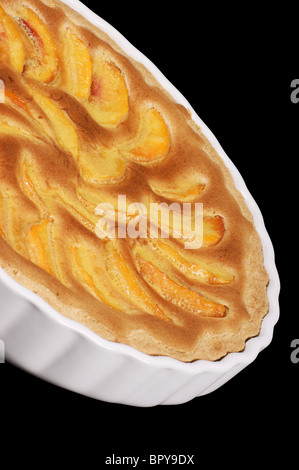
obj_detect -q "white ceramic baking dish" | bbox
[0,0,280,406]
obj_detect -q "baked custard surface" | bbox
[0,0,268,361]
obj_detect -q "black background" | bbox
[1,1,297,465]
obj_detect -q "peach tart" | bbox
[0,0,269,361]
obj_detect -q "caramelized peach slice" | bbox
[0,185,37,256]
[121,108,169,162]
[0,119,34,139]
[18,7,59,83]
[106,245,171,321]
[78,147,126,185]
[171,214,224,247]
[70,244,113,305]
[0,224,5,239]
[145,202,224,247]
[71,242,145,312]
[203,215,225,246]
[0,223,5,240]
[87,58,129,127]
[57,195,97,235]
[26,218,55,275]
[5,90,30,114]
[76,187,99,214]
[150,180,205,202]
[31,88,78,157]
[146,239,234,285]
[149,171,205,202]
[0,5,25,73]
[0,98,47,141]
[62,27,92,99]
[135,254,227,317]
[18,154,49,217]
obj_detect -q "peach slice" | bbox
[149,180,205,202]
[145,201,224,247]
[62,27,92,99]
[135,254,227,317]
[70,244,113,305]
[203,215,225,246]
[0,5,25,73]
[76,187,100,214]
[1,95,46,141]
[18,7,59,83]
[87,58,129,127]
[171,214,225,248]
[77,147,126,185]
[0,119,34,139]
[26,218,55,276]
[31,88,78,158]
[121,108,169,162]
[106,245,171,321]
[19,154,97,243]
[57,195,97,235]
[70,242,144,312]
[146,238,234,285]
[0,226,5,240]
[18,155,49,217]
[5,90,30,114]
[0,185,37,256]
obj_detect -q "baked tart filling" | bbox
[0,0,269,361]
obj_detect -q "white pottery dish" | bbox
[0,0,280,407]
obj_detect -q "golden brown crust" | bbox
[0,0,269,361]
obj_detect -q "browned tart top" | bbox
[0,0,269,361]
